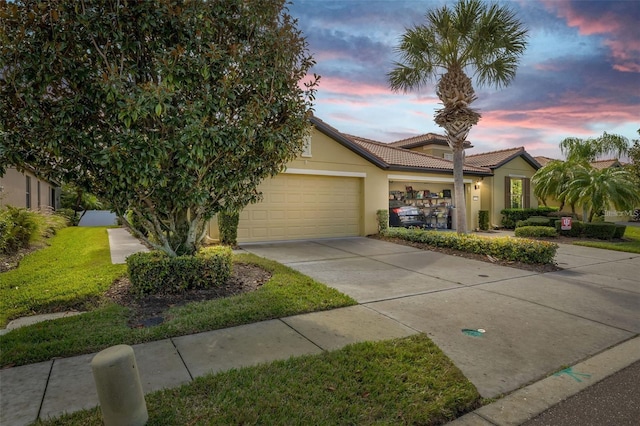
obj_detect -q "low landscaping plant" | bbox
[0,206,67,254]
[218,210,240,246]
[127,246,233,295]
[554,220,620,240]
[383,227,558,264]
[478,210,489,231]
[515,226,557,238]
[613,224,627,239]
[376,209,389,232]
[500,207,558,229]
[34,335,481,426]
[516,216,554,228]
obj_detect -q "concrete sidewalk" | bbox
[1,234,638,425]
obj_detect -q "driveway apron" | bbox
[241,237,640,398]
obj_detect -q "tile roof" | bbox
[389,133,472,149]
[344,134,492,174]
[466,147,541,170]
[590,159,622,169]
[534,156,557,167]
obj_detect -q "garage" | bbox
[237,173,362,242]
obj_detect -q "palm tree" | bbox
[388,0,528,233]
[562,166,640,222]
[560,132,629,163]
[532,160,584,212]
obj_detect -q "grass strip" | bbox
[573,226,640,253]
[0,227,126,326]
[0,253,356,367]
[35,335,481,426]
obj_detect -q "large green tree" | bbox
[388,0,528,233]
[0,0,318,256]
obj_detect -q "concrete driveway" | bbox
[242,237,640,398]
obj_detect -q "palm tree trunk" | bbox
[452,144,467,233]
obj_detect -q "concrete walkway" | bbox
[1,235,638,425]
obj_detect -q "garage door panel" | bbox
[238,174,362,242]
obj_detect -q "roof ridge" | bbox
[346,134,453,162]
[466,146,524,158]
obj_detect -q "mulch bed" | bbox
[103,263,272,328]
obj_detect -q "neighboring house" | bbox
[0,166,61,211]
[208,116,540,243]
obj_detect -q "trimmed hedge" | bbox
[515,226,557,238]
[218,210,240,246]
[614,224,627,239]
[377,209,389,232]
[127,246,233,295]
[516,216,554,228]
[383,227,558,264]
[478,210,489,231]
[500,207,558,229]
[554,220,621,240]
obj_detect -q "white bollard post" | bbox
[91,344,148,426]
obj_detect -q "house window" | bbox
[37,181,41,208]
[25,176,31,209]
[301,135,312,157]
[443,153,453,161]
[505,176,530,209]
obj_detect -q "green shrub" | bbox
[500,207,558,229]
[127,246,233,295]
[582,222,617,240]
[516,217,554,228]
[554,219,583,237]
[478,210,489,231]
[515,226,557,238]
[614,224,626,239]
[383,227,557,264]
[218,210,240,246]
[0,207,40,254]
[376,209,389,232]
[55,208,77,226]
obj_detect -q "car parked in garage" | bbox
[389,200,429,228]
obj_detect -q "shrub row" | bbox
[554,220,625,240]
[515,226,557,238]
[516,216,555,228]
[127,246,233,295]
[0,207,68,255]
[500,207,558,229]
[383,227,558,264]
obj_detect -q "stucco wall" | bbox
[487,157,539,226]
[0,167,58,210]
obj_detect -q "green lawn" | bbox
[0,227,126,326]
[35,335,481,426]
[1,243,356,367]
[573,225,640,253]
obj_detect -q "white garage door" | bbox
[237,174,362,242]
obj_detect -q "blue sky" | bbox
[289,0,640,159]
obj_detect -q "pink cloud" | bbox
[316,76,394,97]
[542,0,640,73]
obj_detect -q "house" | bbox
[207,116,541,242]
[0,166,61,211]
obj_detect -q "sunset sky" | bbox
[289,0,640,159]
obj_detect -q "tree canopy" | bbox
[0,0,319,255]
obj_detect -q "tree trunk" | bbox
[452,144,467,234]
